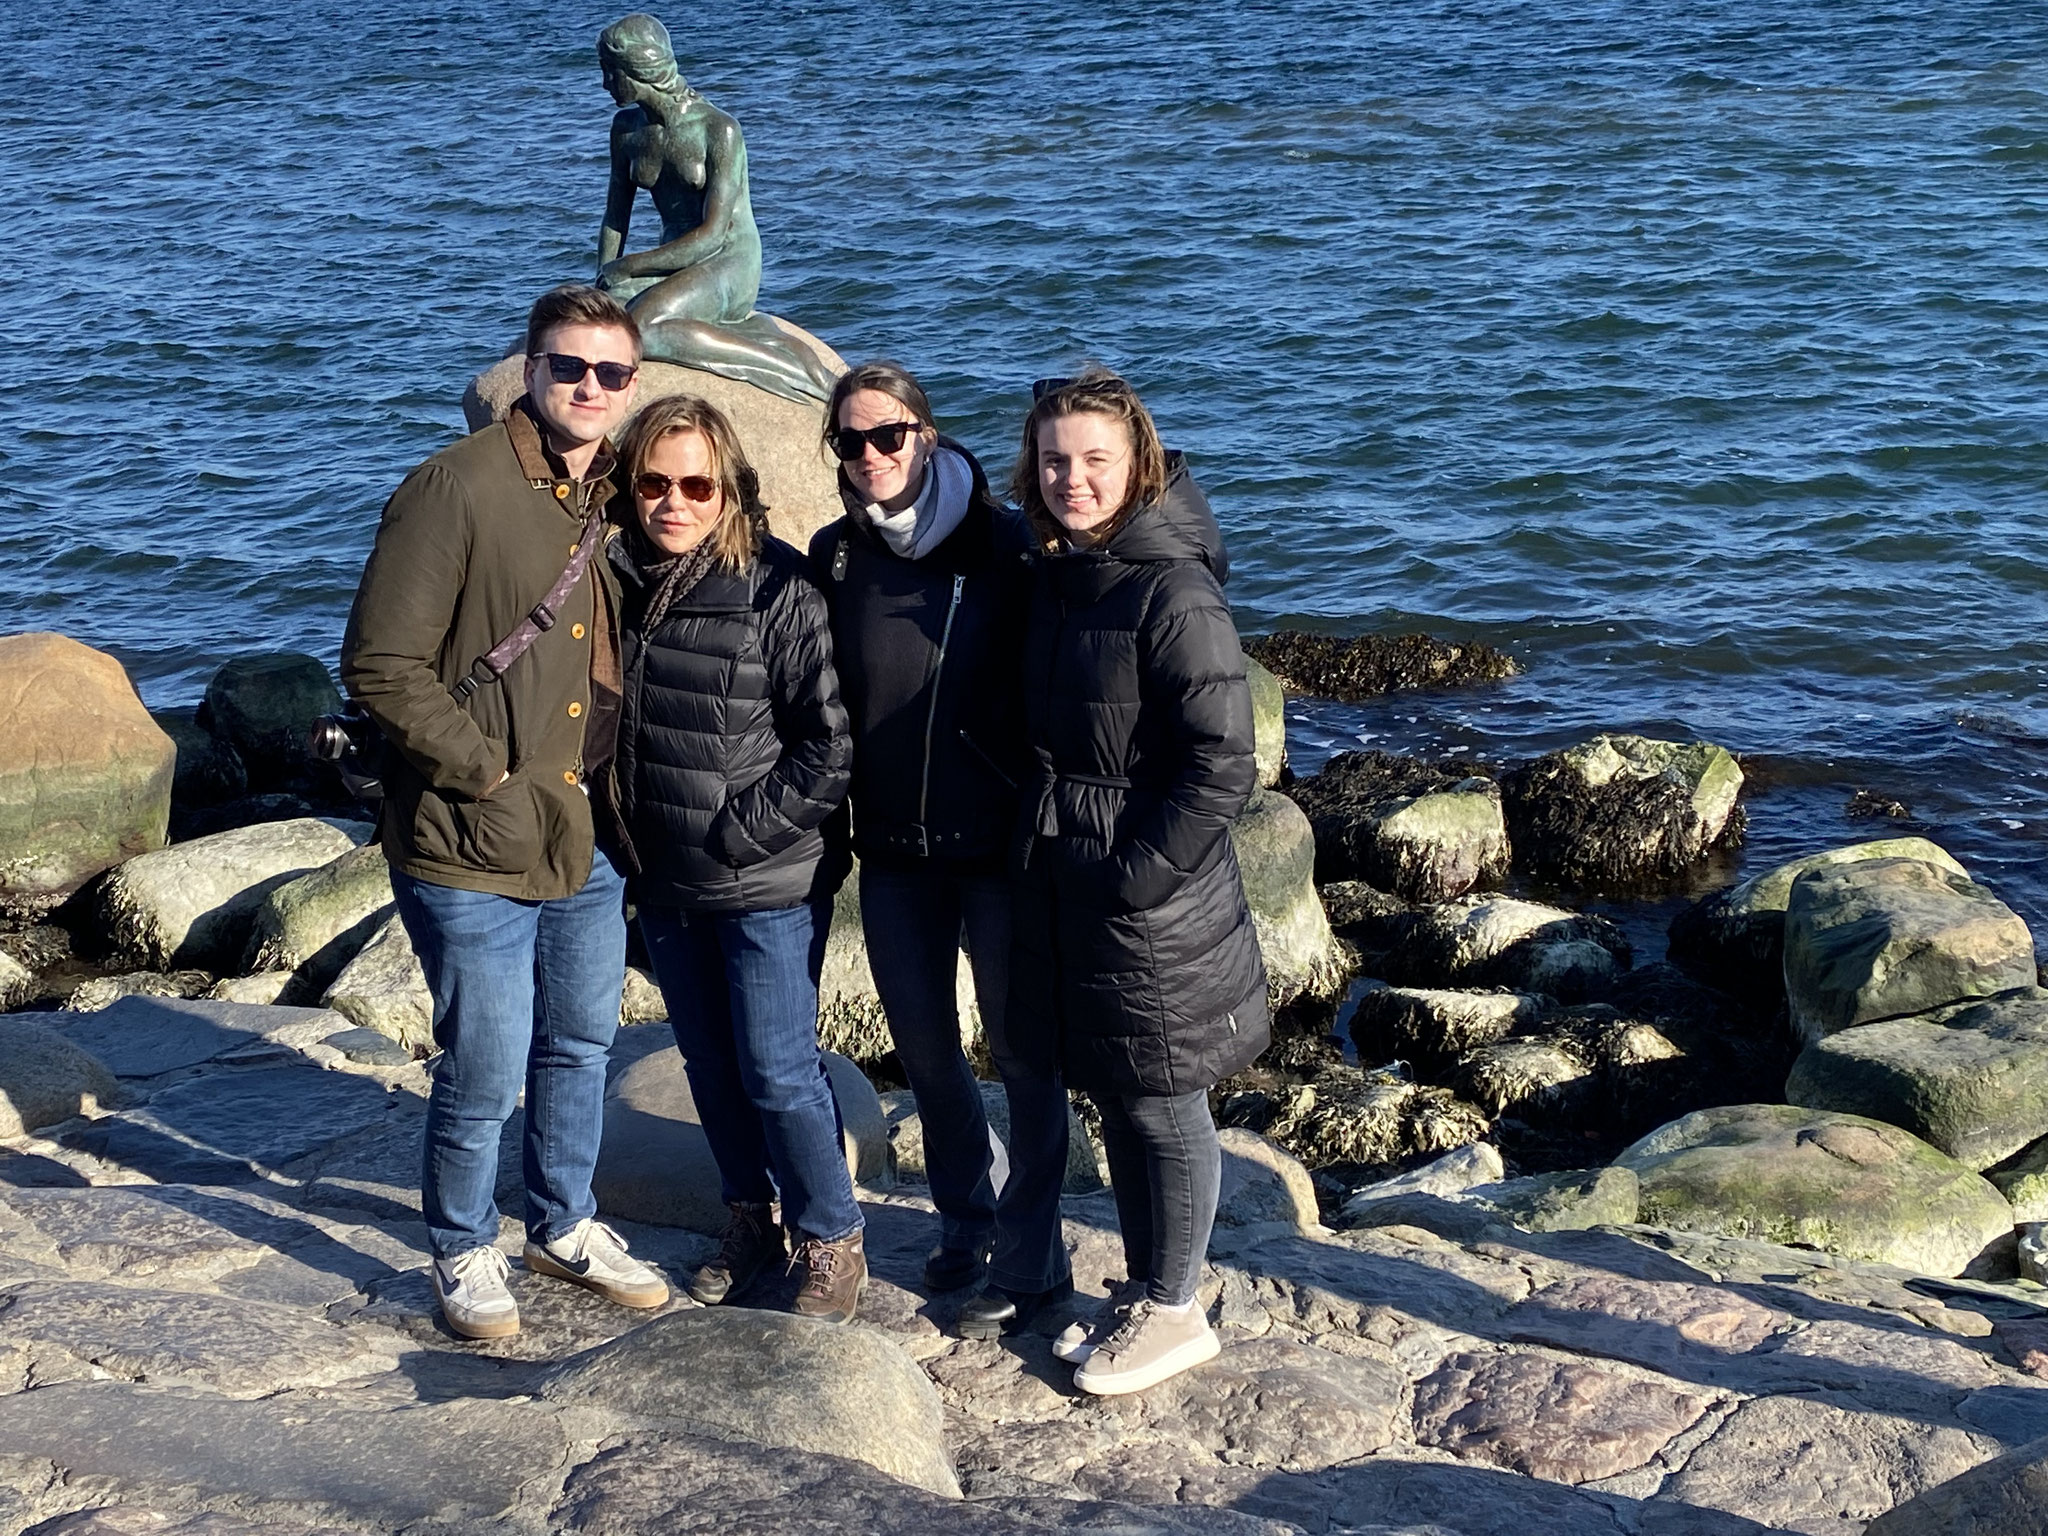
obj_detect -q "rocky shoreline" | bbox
[3,624,2048,1534]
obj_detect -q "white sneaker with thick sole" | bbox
[524,1218,670,1308]
[433,1246,519,1340]
[1052,1277,1147,1365]
[1072,1298,1221,1395]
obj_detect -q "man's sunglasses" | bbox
[540,353,639,392]
[634,472,719,503]
[830,421,922,461]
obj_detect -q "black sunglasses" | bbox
[540,352,638,392]
[830,421,923,461]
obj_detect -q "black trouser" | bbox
[1091,1088,1221,1307]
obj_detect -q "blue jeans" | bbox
[638,899,863,1243]
[863,864,1070,1293]
[391,850,627,1259]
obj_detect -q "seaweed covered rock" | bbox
[1256,1063,1491,1178]
[1289,751,1508,902]
[0,633,175,919]
[1502,734,1743,888]
[1243,630,1520,702]
[1392,894,1630,1001]
[1783,856,2036,1044]
[242,844,396,1000]
[1616,1102,2016,1278]
[198,652,343,793]
[1668,836,1967,1003]
[1317,879,1417,974]
[63,970,214,1012]
[1786,989,2048,1170]
[1231,787,1350,1005]
[1348,985,1551,1075]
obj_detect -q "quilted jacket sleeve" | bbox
[706,562,854,866]
[1108,564,1257,911]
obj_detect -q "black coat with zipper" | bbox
[608,533,852,912]
[1009,456,1271,1098]
[808,443,1033,872]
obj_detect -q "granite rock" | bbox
[1290,751,1509,903]
[1393,896,1630,1003]
[1231,787,1350,1005]
[242,844,395,998]
[0,1018,117,1137]
[318,912,431,1052]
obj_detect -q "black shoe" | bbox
[924,1241,991,1292]
[687,1202,785,1305]
[957,1278,1075,1341]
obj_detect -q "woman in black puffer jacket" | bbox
[1007,370,1269,1398]
[604,394,864,1325]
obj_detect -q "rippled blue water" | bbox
[5,0,2047,933]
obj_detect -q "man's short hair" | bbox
[524,284,642,360]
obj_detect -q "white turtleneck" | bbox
[861,444,974,560]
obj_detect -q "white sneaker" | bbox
[433,1246,519,1340]
[1072,1298,1221,1396]
[524,1218,670,1308]
[1052,1277,1147,1365]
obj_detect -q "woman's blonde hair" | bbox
[617,394,767,572]
[1009,367,1167,546]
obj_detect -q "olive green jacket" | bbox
[340,401,620,900]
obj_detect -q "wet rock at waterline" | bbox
[1388,894,1630,1002]
[594,1038,888,1234]
[1230,787,1350,1005]
[1315,879,1417,972]
[149,705,247,809]
[1668,835,1967,1003]
[96,817,373,972]
[1242,629,1520,701]
[1786,988,2048,1170]
[1289,750,1508,902]
[1617,1102,2017,1278]
[1783,855,2037,1044]
[197,651,344,793]
[1501,733,1743,888]
[1347,985,1551,1076]
[0,632,175,919]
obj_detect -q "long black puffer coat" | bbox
[1008,456,1271,1097]
[809,441,1033,872]
[608,534,852,911]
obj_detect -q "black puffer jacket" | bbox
[809,443,1033,871]
[608,534,852,911]
[1009,457,1271,1097]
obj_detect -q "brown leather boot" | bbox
[790,1228,866,1325]
[687,1202,784,1305]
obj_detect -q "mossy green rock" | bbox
[1231,787,1349,1005]
[1470,1164,1640,1231]
[320,911,432,1052]
[1989,1137,2048,1222]
[0,633,174,916]
[1669,836,1967,1002]
[243,843,395,998]
[1245,651,1286,789]
[199,652,342,791]
[1784,857,2037,1044]
[1787,988,2048,1170]
[1617,1102,2016,1278]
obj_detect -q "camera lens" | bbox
[308,716,352,761]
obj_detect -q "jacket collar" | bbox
[608,531,757,611]
[508,396,618,506]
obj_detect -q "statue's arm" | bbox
[596,115,635,275]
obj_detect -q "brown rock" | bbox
[1412,1349,1709,1483]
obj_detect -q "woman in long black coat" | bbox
[1007,370,1269,1396]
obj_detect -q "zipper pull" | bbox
[950,573,965,606]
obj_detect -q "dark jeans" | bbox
[638,899,863,1243]
[391,850,627,1259]
[1093,1088,1222,1308]
[862,864,1070,1293]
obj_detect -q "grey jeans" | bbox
[1092,1088,1222,1307]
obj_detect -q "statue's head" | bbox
[598,14,685,102]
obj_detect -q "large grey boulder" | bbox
[1392,894,1629,1002]
[0,1017,117,1135]
[593,1043,886,1233]
[1787,988,2048,1170]
[1865,1431,2048,1536]
[0,632,174,918]
[97,816,371,971]
[1502,733,1743,887]
[1230,787,1349,1005]
[320,912,432,1053]
[1783,856,2037,1044]
[1289,751,1509,903]
[198,651,342,791]
[1669,836,1967,1001]
[244,843,395,997]
[542,1307,959,1497]
[1617,1102,2017,1278]
[1245,651,1286,789]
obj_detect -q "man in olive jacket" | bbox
[341,285,667,1340]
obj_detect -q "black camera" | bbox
[308,702,385,806]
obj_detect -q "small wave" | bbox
[1957,711,2048,749]
[1553,310,1670,341]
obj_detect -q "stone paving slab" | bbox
[44,998,349,1080]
